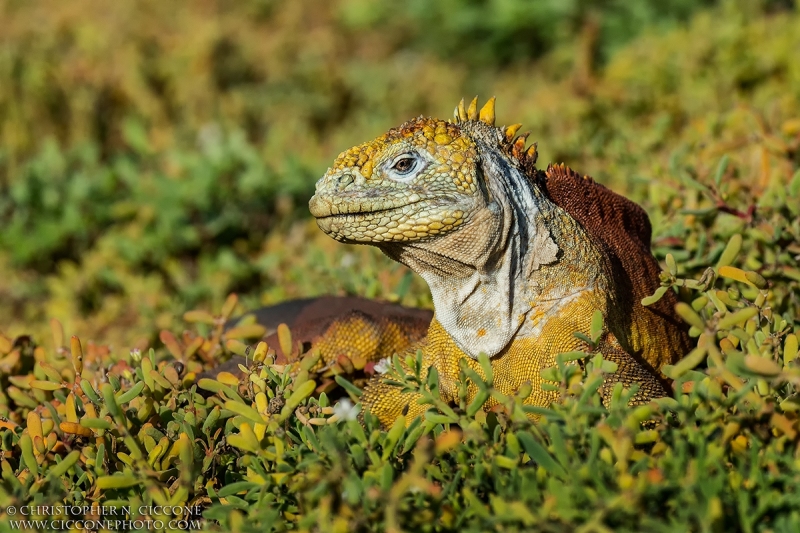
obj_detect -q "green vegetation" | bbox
[0,0,799,530]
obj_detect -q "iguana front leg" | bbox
[359,341,435,427]
[594,332,672,405]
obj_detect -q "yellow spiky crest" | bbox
[456,98,467,122]
[451,96,538,167]
[466,96,478,120]
[452,95,496,127]
[504,123,522,141]
[478,96,496,125]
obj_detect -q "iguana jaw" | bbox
[309,184,474,244]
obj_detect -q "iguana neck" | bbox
[383,147,606,359]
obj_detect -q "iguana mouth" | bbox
[310,199,425,220]
[309,193,466,220]
[311,194,468,244]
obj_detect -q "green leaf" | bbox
[80,379,102,404]
[516,432,567,479]
[590,310,604,343]
[30,380,64,391]
[424,411,456,425]
[641,286,669,306]
[334,375,363,399]
[80,417,113,430]
[381,415,407,460]
[716,234,742,269]
[280,379,317,418]
[96,474,141,489]
[224,400,264,424]
[116,381,146,404]
[784,334,799,364]
[477,352,494,386]
[47,450,81,479]
[717,307,758,330]
[466,390,490,417]
[664,345,708,379]
[665,253,677,276]
[713,154,729,188]
[217,481,261,497]
[675,302,705,329]
[101,383,123,421]
[19,435,38,477]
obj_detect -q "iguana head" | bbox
[309,97,538,248]
[310,98,586,359]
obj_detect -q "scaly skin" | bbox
[309,97,690,427]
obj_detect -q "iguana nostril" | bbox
[336,174,355,190]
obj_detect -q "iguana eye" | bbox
[386,153,423,181]
[393,157,416,174]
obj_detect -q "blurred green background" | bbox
[0,0,798,351]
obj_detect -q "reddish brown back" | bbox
[535,164,690,372]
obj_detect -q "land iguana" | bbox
[308,97,691,427]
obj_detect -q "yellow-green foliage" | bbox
[1,0,798,349]
[0,1,799,531]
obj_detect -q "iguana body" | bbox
[199,296,431,379]
[308,97,690,426]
